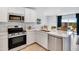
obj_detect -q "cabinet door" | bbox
[8,7,25,15]
[48,35,55,51]
[25,8,31,22]
[36,31,48,49]
[0,8,8,22]
[55,37,63,51]
[25,8,37,22]
[0,35,8,51]
[39,32,48,49]
[27,31,35,45]
[30,10,37,22]
[48,35,63,51]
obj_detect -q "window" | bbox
[61,14,77,32]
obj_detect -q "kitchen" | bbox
[0,7,78,51]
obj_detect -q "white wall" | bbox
[46,16,57,26]
[33,9,47,30]
[35,9,47,25]
[35,8,58,30]
[25,22,36,30]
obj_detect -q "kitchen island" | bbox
[47,30,70,51]
[31,29,70,51]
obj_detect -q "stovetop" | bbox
[8,28,26,38]
[8,32,26,38]
[8,28,26,34]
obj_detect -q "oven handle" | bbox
[8,34,26,38]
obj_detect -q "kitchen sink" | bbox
[41,30,50,32]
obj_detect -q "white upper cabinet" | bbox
[0,8,8,22]
[25,8,37,22]
[0,7,25,22]
[8,7,25,15]
[0,7,37,22]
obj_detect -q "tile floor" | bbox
[20,43,47,51]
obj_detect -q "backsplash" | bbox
[0,22,49,32]
[8,22,24,28]
[25,22,37,30]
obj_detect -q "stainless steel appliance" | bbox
[8,27,26,50]
[9,14,24,22]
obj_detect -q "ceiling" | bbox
[34,7,79,16]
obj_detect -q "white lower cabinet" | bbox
[0,35,8,51]
[55,37,63,51]
[48,35,63,51]
[27,31,35,45]
[48,35,55,51]
[36,31,48,49]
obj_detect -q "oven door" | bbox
[8,35,26,50]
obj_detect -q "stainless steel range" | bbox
[8,27,26,50]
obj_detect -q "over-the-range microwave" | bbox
[8,13,24,22]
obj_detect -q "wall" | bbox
[46,16,57,26]
[46,16,57,30]
[35,9,47,26]
[25,22,36,30]
[8,22,26,31]
[35,8,52,30]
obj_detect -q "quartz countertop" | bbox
[26,29,68,38]
[47,30,68,38]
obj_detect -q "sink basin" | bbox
[41,30,50,32]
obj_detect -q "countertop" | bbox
[47,30,68,38]
[0,29,68,38]
[26,29,68,38]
